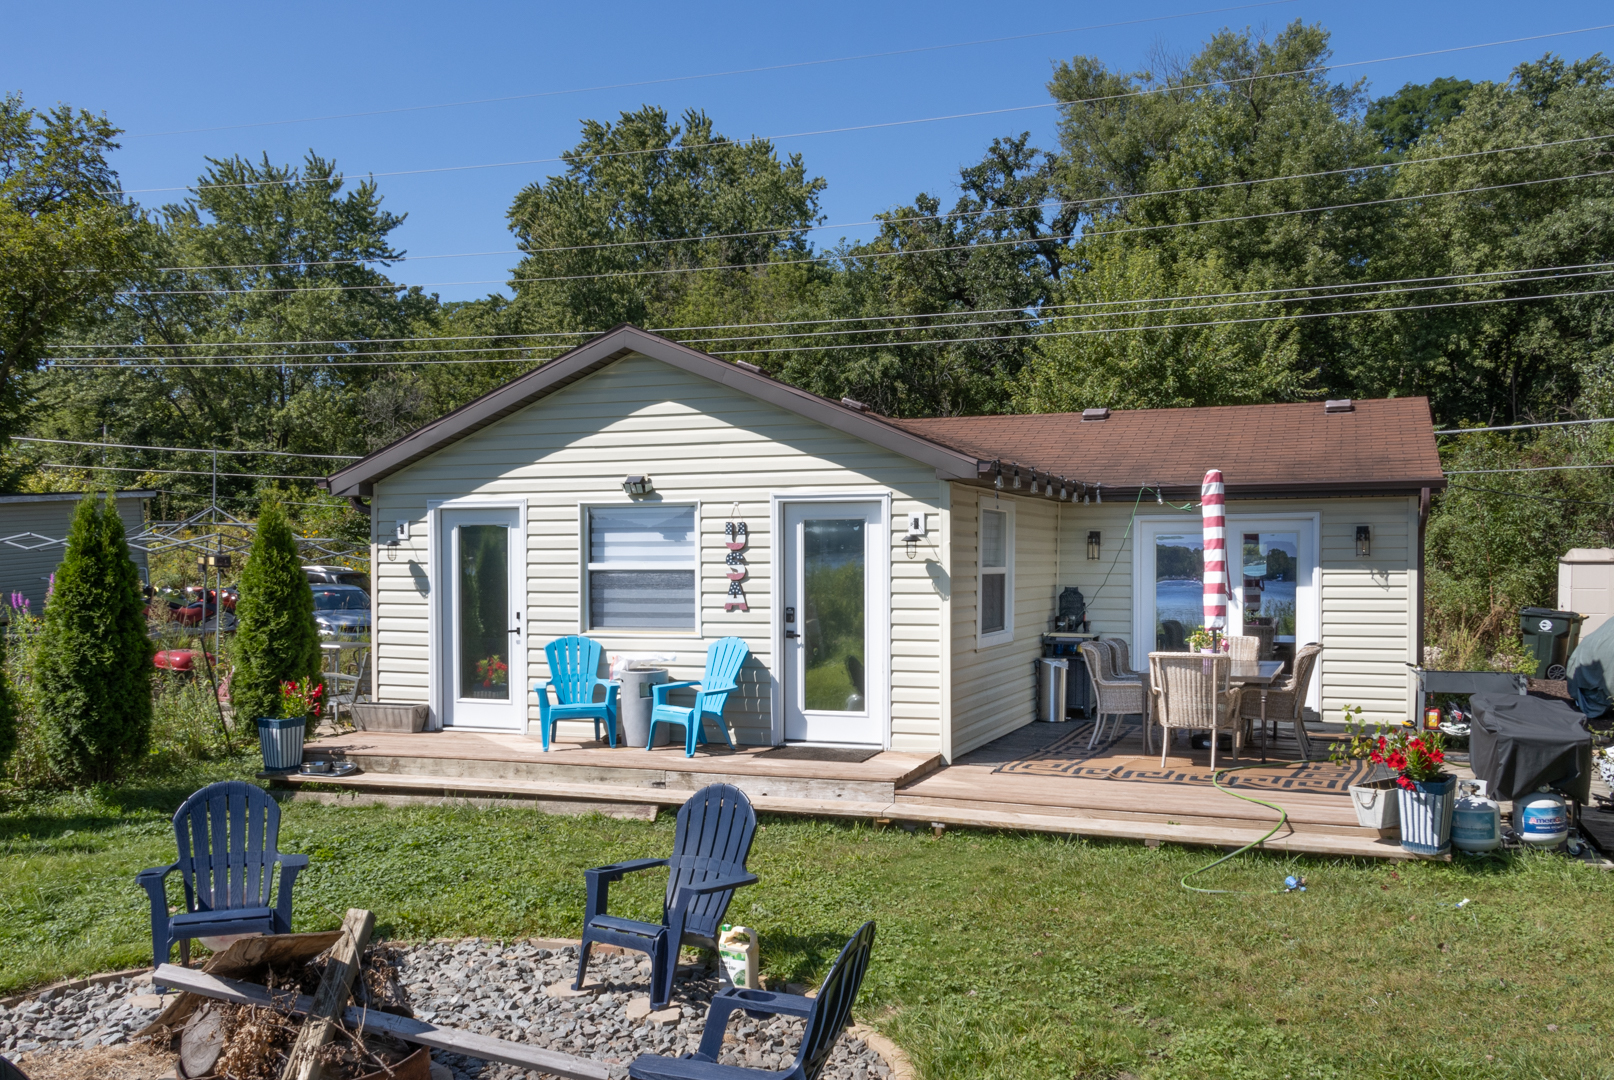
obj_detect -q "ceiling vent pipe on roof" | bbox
[1325,399,1355,413]
[1082,407,1111,422]
[841,396,870,412]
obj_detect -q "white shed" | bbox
[1559,548,1614,635]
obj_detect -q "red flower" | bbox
[1396,776,1414,790]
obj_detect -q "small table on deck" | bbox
[1228,660,1285,761]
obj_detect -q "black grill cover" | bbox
[1468,692,1593,803]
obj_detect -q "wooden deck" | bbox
[275,719,1428,860]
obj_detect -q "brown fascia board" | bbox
[322,325,983,496]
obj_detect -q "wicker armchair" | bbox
[1079,641,1152,754]
[1106,637,1146,680]
[1239,642,1323,758]
[1245,623,1277,660]
[1149,652,1244,770]
[1226,635,1260,664]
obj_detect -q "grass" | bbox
[3,763,1612,1079]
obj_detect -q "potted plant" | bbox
[1330,705,1399,833]
[1371,728,1454,855]
[258,676,322,772]
[1186,627,1220,654]
[474,654,509,692]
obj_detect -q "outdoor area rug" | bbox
[992,719,1375,794]
[758,745,884,764]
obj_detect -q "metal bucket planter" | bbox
[256,716,306,772]
[1397,775,1456,855]
[1348,776,1401,832]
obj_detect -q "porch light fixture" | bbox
[1087,531,1101,560]
[1356,525,1372,557]
[623,475,654,497]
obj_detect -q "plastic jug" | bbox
[1451,779,1500,853]
[718,924,759,989]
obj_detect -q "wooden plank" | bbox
[281,908,374,1080]
[151,965,610,1080]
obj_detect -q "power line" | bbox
[1443,482,1614,508]
[36,462,318,481]
[126,2,1300,139]
[116,167,1614,297]
[53,258,1614,354]
[115,23,1614,196]
[1436,417,1614,435]
[1444,462,1614,475]
[101,132,1614,277]
[10,436,363,459]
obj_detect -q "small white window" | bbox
[586,505,697,631]
[978,503,1013,646]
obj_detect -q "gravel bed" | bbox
[0,939,894,1080]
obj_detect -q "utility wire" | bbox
[117,168,1614,297]
[36,462,318,481]
[115,23,1614,196]
[1436,417,1614,435]
[104,133,1614,276]
[126,2,1301,139]
[1443,482,1614,508]
[1444,462,1614,475]
[10,436,363,459]
[53,258,1614,353]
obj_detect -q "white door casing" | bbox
[776,496,890,746]
[432,501,528,731]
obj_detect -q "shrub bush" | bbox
[34,492,154,784]
[231,499,323,724]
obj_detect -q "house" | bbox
[0,491,153,612]
[323,326,1444,761]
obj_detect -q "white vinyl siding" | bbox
[370,353,947,752]
[585,504,697,630]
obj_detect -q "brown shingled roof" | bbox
[889,398,1445,496]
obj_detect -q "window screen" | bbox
[587,506,697,630]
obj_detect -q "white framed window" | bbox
[585,504,698,631]
[977,499,1014,647]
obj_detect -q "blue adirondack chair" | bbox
[535,635,619,750]
[576,783,758,1009]
[647,637,749,757]
[627,921,877,1080]
[137,781,309,969]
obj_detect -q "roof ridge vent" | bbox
[1325,399,1354,413]
[1081,407,1111,422]
[841,396,871,413]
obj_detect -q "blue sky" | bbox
[9,1,1613,304]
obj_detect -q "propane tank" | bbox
[1451,779,1501,853]
[1515,786,1570,848]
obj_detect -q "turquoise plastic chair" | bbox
[534,635,619,750]
[648,637,750,756]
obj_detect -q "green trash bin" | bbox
[1518,607,1585,679]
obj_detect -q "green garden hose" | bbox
[1180,756,1311,894]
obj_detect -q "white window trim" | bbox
[977,496,1015,649]
[577,500,703,637]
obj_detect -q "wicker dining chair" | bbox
[1239,643,1323,759]
[1226,635,1260,664]
[1246,623,1277,660]
[1149,652,1244,770]
[1106,637,1146,680]
[1079,641,1152,754]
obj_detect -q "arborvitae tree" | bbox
[232,499,323,723]
[35,492,153,783]
[0,646,16,773]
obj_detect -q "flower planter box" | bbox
[1397,775,1456,855]
[351,702,430,733]
[256,716,306,772]
[1348,776,1401,833]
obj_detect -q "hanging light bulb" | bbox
[1030,473,1040,494]
[1157,488,1164,505]
[994,464,1003,489]
[1096,485,1102,504]
[1013,467,1023,490]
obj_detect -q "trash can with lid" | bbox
[616,666,673,747]
[1519,607,1586,680]
[1037,658,1069,722]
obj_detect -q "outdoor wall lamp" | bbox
[623,475,654,497]
[1356,525,1372,557]
[1087,531,1101,560]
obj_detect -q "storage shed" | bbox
[0,491,153,612]
[325,327,1444,760]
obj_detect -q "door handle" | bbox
[785,631,799,639]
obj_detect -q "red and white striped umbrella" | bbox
[1201,469,1228,633]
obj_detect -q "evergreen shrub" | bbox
[232,500,323,725]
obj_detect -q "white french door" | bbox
[780,500,888,745]
[435,506,526,730]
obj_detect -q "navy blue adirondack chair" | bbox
[647,637,749,757]
[627,921,877,1080]
[535,635,619,751]
[137,782,309,969]
[576,784,758,1009]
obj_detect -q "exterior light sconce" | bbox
[623,475,654,497]
[1087,531,1101,560]
[1355,525,1372,557]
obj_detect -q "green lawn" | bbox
[3,760,1610,1079]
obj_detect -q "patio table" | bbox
[1229,660,1285,761]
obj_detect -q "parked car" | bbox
[311,584,371,639]
[304,564,369,592]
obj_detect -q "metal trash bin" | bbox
[1519,607,1585,679]
[1037,658,1069,722]
[616,666,672,747]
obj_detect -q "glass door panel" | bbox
[456,524,510,701]
[802,519,866,712]
[1238,532,1299,640]
[1153,532,1204,651]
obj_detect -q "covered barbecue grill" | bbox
[1468,692,1594,804]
